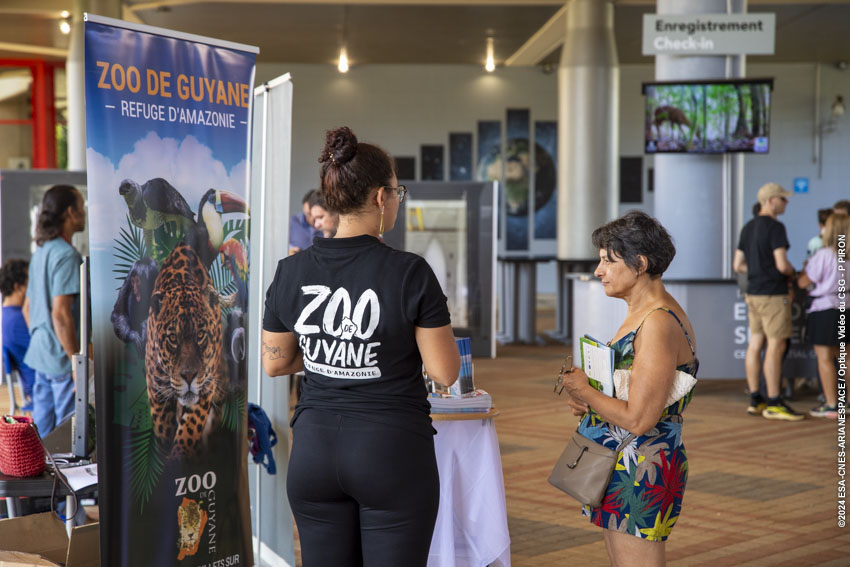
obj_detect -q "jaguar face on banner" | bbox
[84,15,257,567]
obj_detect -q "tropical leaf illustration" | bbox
[112,214,148,286]
[209,255,236,296]
[126,426,166,513]
[152,220,185,265]
[220,390,245,433]
[222,218,248,244]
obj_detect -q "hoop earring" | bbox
[379,205,385,235]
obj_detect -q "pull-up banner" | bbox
[84,14,257,567]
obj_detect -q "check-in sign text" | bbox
[643,14,775,55]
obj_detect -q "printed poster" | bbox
[533,121,557,240]
[84,15,257,567]
[504,108,530,251]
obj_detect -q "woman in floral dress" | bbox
[560,211,698,567]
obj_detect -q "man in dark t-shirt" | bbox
[733,182,800,421]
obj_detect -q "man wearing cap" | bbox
[733,182,802,420]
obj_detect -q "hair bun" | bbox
[320,126,358,166]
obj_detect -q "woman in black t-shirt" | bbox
[262,126,460,567]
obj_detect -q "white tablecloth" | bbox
[428,418,511,567]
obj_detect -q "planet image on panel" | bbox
[476,139,556,216]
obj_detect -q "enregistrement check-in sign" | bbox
[643,13,775,56]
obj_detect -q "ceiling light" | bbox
[60,10,70,18]
[485,38,495,73]
[338,47,349,73]
[59,18,71,35]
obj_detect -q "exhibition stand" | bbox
[496,257,547,346]
[403,182,499,359]
[497,258,599,345]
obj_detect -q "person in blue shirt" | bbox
[24,185,86,436]
[309,190,340,238]
[288,189,320,255]
[1,258,36,410]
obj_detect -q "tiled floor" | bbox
[479,342,848,566]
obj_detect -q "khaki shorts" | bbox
[745,294,792,339]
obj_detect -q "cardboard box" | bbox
[0,512,98,567]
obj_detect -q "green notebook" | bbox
[579,335,615,397]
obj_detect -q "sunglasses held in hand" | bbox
[553,355,577,395]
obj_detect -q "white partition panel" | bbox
[248,74,294,567]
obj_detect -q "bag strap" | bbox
[576,426,636,452]
[636,306,696,361]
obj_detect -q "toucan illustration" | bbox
[220,237,249,310]
[184,188,249,269]
[119,177,196,253]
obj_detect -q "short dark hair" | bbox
[35,184,79,246]
[301,189,316,205]
[0,259,28,296]
[308,189,326,209]
[834,199,850,214]
[318,126,395,214]
[818,207,834,225]
[591,210,676,277]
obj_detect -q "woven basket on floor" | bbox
[0,415,46,477]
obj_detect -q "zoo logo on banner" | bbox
[294,285,383,379]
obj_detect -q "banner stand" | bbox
[85,14,258,566]
[248,74,295,566]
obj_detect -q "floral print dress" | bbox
[578,307,697,542]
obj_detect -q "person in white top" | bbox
[805,208,832,258]
[798,212,848,418]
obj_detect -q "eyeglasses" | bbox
[382,185,407,204]
[553,355,574,395]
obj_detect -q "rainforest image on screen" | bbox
[644,80,772,154]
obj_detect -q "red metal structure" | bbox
[0,58,62,169]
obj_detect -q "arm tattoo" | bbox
[262,340,287,361]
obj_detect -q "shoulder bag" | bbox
[548,429,635,507]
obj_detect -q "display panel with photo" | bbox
[406,199,468,328]
[643,78,773,154]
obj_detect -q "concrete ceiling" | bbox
[0,0,848,67]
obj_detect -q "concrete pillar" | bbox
[729,0,748,277]
[66,0,121,170]
[66,0,86,170]
[556,0,619,260]
[653,0,744,279]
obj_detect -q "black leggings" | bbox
[287,409,440,567]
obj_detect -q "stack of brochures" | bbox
[423,336,476,397]
[579,335,615,396]
[449,336,474,397]
[428,389,492,413]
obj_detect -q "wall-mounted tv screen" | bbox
[642,78,773,154]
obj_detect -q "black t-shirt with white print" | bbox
[263,234,450,436]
